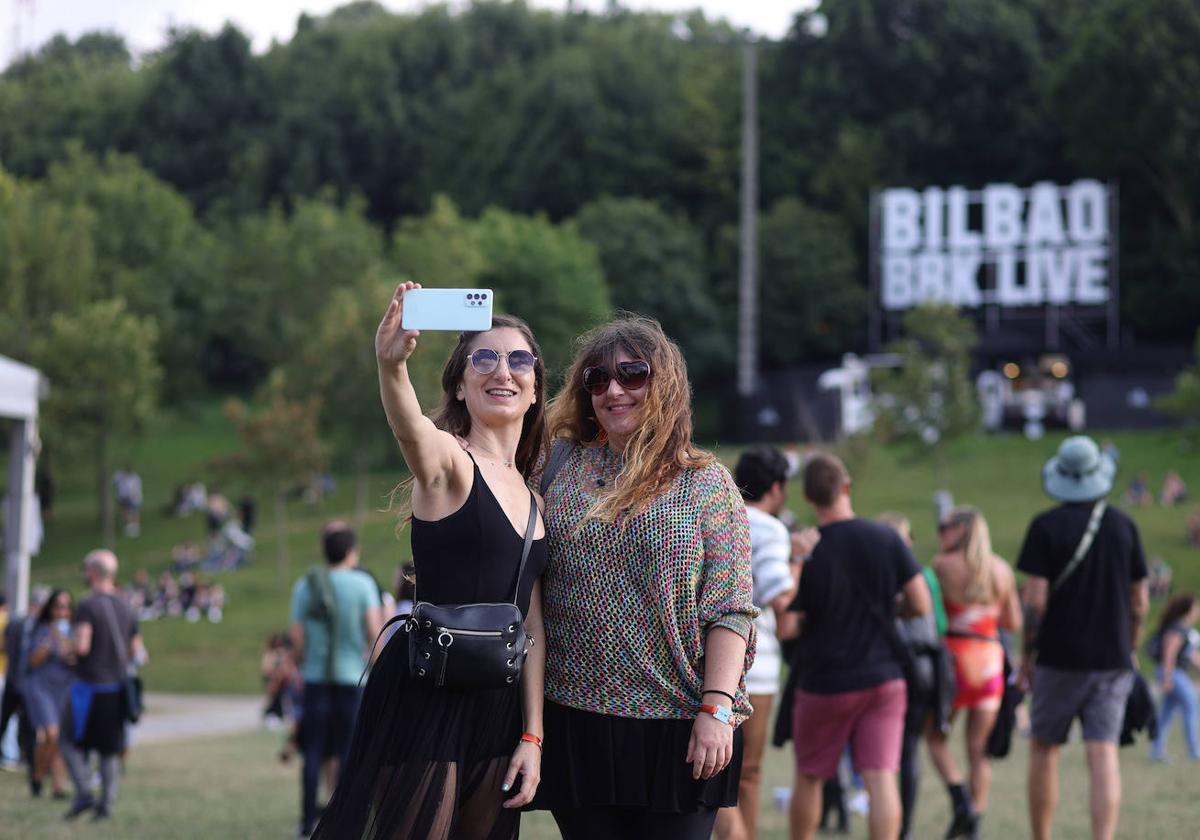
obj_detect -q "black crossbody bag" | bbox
[393,491,539,690]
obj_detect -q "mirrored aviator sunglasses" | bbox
[581,360,652,396]
[468,348,537,375]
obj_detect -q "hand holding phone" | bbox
[401,288,494,332]
[376,283,423,366]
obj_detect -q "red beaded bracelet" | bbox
[520,733,543,749]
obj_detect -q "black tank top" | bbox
[410,458,545,616]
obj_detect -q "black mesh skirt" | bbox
[312,629,523,840]
[531,700,743,814]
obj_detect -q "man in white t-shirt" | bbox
[717,446,817,840]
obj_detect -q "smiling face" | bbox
[456,327,538,428]
[590,349,649,451]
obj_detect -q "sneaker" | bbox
[63,797,96,820]
[848,790,869,815]
[92,805,112,821]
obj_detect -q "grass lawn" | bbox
[1,726,1197,838]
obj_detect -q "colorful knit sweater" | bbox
[541,444,758,724]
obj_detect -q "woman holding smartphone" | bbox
[532,315,756,839]
[313,283,547,840]
[24,589,75,799]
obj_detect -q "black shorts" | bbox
[64,690,127,755]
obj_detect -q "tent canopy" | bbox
[1,354,45,616]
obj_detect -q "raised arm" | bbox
[376,282,466,488]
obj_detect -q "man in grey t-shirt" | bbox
[61,549,144,821]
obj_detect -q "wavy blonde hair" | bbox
[545,314,712,523]
[944,505,1000,603]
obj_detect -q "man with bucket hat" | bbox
[1016,436,1149,840]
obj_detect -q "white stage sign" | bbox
[878,181,1111,311]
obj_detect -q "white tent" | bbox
[1,355,45,615]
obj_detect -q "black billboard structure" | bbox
[858,180,1183,435]
[869,180,1120,356]
[729,180,1185,443]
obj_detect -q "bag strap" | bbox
[96,595,130,676]
[540,440,574,497]
[512,490,538,606]
[1050,501,1107,595]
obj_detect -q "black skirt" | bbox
[532,700,743,814]
[312,629,523,840]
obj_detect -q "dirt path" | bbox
[131,693,265,745]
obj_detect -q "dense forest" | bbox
[1,0,1197,465]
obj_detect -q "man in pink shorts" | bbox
[787,455,931,840]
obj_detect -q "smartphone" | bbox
[401,288,494,332]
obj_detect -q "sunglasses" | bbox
[582,360,652,396]
[468,348,537,376]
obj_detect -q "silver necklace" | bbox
[466,439,516,469]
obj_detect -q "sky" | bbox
[1,0,809,65]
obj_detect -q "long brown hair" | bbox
[426,314,548,477]
[546,314,712,523]
[391,315,547,525]
[1158,593,1197,636]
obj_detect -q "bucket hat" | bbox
[1042,435,1115,503]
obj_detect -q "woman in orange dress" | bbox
[928,506,1021,839]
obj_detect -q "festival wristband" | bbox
[520,733,543,749]
[698,703,734,726]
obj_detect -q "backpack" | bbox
[1144,631,1162,664]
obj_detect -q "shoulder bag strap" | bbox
[511,491,539,605]
[540,440,574,497]
[1050,501,1107,595]
[97,595,131,677]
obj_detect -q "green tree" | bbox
[130,25,271,215]
[871,303,979,493]
[389,195,486,405]
[1044,0,1200,340]
[31,299,161,546]
[475,208,611,374]
[1155,330,1200,450]
[757,198,865,366]
[210,191,386,388]
[0,33,141,178]
[0,172,96,359]
[214,375,326,588]
[280,280,396,525]
[41,149,216,395]
[573,197,723,380]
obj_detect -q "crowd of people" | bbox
[1,551,145,821]
[261,286,1179,840]
[5,287,1192,839]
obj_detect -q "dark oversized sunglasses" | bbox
[581,360,652,396]
[468,348,537,375]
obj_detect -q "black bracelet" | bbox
[702,688,735,704]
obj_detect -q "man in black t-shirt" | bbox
[787,454,931,840]
[1017,436,1149,840]
[60,550,144,822]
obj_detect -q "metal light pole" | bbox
[736,34,759,397]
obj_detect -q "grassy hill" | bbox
[16,405,1200,694]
